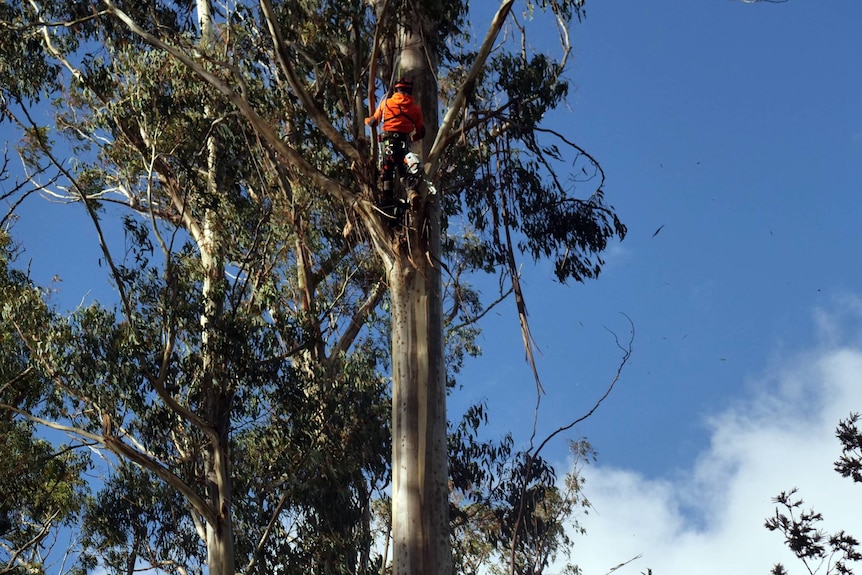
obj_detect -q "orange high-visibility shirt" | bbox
[370,92,425,137]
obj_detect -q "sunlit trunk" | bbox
[197,1,236,574]
[199,117,237,575]
[387,12,452,575]
[388,250,450,575]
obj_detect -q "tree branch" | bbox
[507,316,634,575]
[0,402,217,528]
[258,0,361,164]
[427,0,514,172]
[533,314,634,457]
[1,508,59,575]
[103,435,217,528]
[329,279,387,361]
[242,492,290,575]
[101,0,358,207]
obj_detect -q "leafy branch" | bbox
[767,414,862,575]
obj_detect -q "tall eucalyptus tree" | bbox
[1,1,624,574]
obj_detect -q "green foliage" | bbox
[0,232,90,575]
[80,464,204,575]
[439,34,626,284]
[230,353,391,575]
[835,413,862,483]
[449,404,593,575]
[1,0,619,573]
[0,3,61,105]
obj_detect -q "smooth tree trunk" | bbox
[199,114,237,575]
[387,13,452,575]
[388,251,450,575]
[197,1,236,573]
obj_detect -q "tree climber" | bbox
[365,77,426,214]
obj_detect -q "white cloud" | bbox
[564,313,862,575]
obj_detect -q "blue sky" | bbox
[4,1,862,573]
[453,1,862,572]
[455,0,862,455]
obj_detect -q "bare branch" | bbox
[448,284,514,333]
[428,0,515,172]
[507,315,634,575]
[329,279,387,361]
[1,508,60,575]
[606,554,644,575]
[242,492,290,575]
[0,151,56,229]
[0,400,217,528]
[141,328,221,442]
[103,435,218,528]
[498,176,544,395]
[535,314,634,456]
[258,0,361,164]
[366,0,392,166]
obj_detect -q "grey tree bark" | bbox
[386,15,452,575]
[197,1,236,573]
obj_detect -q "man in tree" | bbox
[365,77,426,213]
[0,1,625,573]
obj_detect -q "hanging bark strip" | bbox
[498,185,545,396]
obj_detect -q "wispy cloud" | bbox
[566,306,862,575]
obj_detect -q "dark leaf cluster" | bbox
[767,414,862,575]
[835,413,862,484]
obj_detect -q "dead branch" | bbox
[508,314,635,575]
[428,0,515,172]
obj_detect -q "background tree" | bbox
[766,413,862,575]
[1,1,626,575]
[0,230,89,575]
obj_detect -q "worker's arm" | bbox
[365,100,384,127]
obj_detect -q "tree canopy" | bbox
[0,1,626,574]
